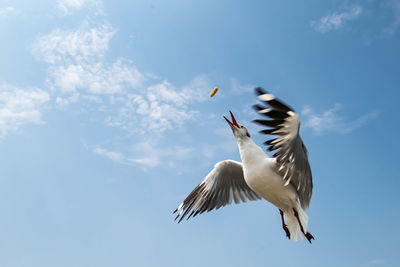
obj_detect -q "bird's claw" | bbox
[283,224,290,239]
[305,232,314,243]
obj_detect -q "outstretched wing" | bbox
[252,87,313,209]
[173,160,261,222]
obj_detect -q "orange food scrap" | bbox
[210,87,218,97]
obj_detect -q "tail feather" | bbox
[284,203,308,242]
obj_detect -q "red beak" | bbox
[223,111,240,128]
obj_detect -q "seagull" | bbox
[173,87,314,243]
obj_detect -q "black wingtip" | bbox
[254,87,295,113]
[265,139,276,145]
[252,104,264,112]
[253,119,285,128]
[255,87,268,96]
[178,216,185,223]
[259,129,276,135]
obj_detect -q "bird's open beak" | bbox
[223,111,240,128]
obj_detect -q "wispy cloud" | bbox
[105,77,209,134]
[49,58,143,95]
[94,147,160,169]
[32,22,210,135]
[0,7,20,17]
[128,156,160,168]
[302,103,378,135]
[58,0,86,14]
[310,5,362,33]
[30,6,213,167]
[383,0,400,35]
[94,147,126,164]
[31,24,144,99]
[367,258,387,266]
[32,24,115,65]
[0,84,50,138]
[94,142,195,169]
[231,78,253,95]
[57,0,104,16]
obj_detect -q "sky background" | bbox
[0,0,399,266]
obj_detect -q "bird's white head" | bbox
[224,111,251,143]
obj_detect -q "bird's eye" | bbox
[240,126,243,128]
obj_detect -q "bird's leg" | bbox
[279,209,290,239]
[293,208,314,244]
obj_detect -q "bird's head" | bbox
[224,111,251,142]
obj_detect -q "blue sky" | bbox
[0,0,399,266]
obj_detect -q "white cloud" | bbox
[367,259,387,266]
[128,156,159,168]
[32,22,212,137]
[32,24,144,98]
[0,84,50,138]
[94,147,126,164]
[302,104,378,135]
[31,18,214,168]
[48,58,143,95]
[58,0,86,14]
[383,0,400,35]
[310,5,362,33]
[231,78,253,95]
[125,140,162,168]
[55,93,80,107]
[105,77,209,134]
[57,0,104,16]
[94,142,195,169]
[0,7,20,17]
[32,24,115,65]
[95,146,161,169]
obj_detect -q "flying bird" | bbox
[173,87,314,243]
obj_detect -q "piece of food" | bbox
[210,87,218,97]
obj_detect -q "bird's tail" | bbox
[284,203,308,242]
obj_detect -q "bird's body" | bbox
[174,88,314,243]
[237,137,309,241]
[239,139,297,213]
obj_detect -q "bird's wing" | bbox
[252,87,313,209]
[173,160,261,222]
